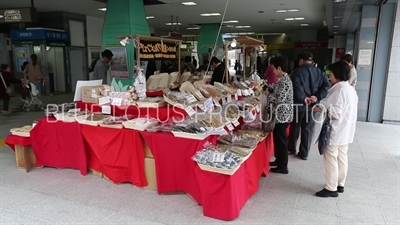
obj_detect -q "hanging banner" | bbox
[14,46,30,73]
[0,8,37,23]
[108,47,129,79]
[138,40,177,60]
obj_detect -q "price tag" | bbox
[186,94,197,103]
[243,89,249,96]
[249,89,254,96]
[213,100,221,107]
[32,122,37,129]
[199,105,206,112]
[200,88,210,95]
[204,97,214,112]
[194,90,204,99]
[98,96,111,105]
[222,98,227,105]
[256,104,260,113]
[212,152,226,163]
[68,108,80,113]
[101,105,111,115]
[226,123,234,131]
[245,80,251,85]
[227,95,232,103]
[234,93,238,100]
[232,119,240,127]
[237,89,242,96]
[91,93,98,98]
[111,98,123,106]
[185,106,196,117]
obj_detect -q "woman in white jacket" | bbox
[314,61,358,198]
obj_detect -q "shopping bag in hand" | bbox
[318,113,332,155]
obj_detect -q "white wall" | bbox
[383,4,400,122]
[86,15,104,47]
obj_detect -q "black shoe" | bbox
[337,186,344,193]
[270,167,289,174]
[315,188,338,198]
[269,161,278,167]
[296,154,308,160]
[288,151,296,155]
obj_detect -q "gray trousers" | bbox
[288,110,315,157]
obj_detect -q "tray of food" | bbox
[136,97,167,108]
[217,133,260,149]
[236,129,268,142]
[78,114,109,126]
[10,125,32,137]
[172,122,209,140]
[123,118,159,131]
[99,116,132,129]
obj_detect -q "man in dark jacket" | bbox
[288,52,330,160]
[210,57,226,85]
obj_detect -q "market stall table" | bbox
[30,118,88,175]
[5,135,36,172]
[81,124,147,187]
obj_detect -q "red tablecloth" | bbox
[5,135,31,151]
[141,131,273,221]
[141,131,218,203]
[76,102,186,122]
[81,125,147,187]
[30,119,88,175]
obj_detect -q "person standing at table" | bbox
[210,57,227,85]
[264,57,293,174]
[93,49,113,84]
[313,61,358,197]
[288,52,330,160]
[24,54,43,99]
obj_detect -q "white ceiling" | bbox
[0,0,327,35]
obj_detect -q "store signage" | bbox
[294,42,328,48]
[138,40,177,60]
[335,48,346,58]
[0,8,37,23]
[11,29,70,42]
[169,32,182,39]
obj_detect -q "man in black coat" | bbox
[289,52,331,160]
[210,57,227,85]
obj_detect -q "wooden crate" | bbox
[143,157,157,190]
[15,145,42,172]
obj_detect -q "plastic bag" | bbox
[318,112,332,155]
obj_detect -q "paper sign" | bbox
[232,119,240,127]
[226,123,234,131]
[245,80,251,85]
[256,105,260,113]
[240,82,248,88]
[98,96,111,105]
[199,105,206,112]
[213,100,221,107]
[200,88,210,95]
[243,89,249,96]
[186,94,197,103]
[194,90,204,99]
[222,98,227,105]
[249,89,254,96]
[237,89,242,96]
[185,106,196,117]
[111,98,123,106]
[234,93,238,100]
[204,97,214,112]
[101,105,111,115]
[227,95,232,103]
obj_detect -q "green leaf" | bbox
[111,78,120,92]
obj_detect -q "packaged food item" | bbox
[217,133,259,149]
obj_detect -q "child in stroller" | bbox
[22,81,44,111]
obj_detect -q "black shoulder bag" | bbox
[318,111,332,155]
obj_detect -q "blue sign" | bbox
[11,29,70,42]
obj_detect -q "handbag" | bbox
[0,72,12,94]
[262,100,276,133]
[318,112,332,155]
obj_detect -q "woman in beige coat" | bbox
[24,54,43,99]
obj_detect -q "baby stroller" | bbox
[22,82,44,112]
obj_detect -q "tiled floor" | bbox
[0,96,399,224]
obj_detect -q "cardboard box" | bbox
[143,157,157,190]
[82,86,103,104]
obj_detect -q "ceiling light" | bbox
[120,37,130,46]
[288,9,299,12]
[333,25,340,28]
[300,24,309,26]
[165,22,182,25]
[334,16,342,19]
[146,16,155,19]
[98,8,107,11]
[223,20,239,23]
[200,13,221,16]
[276,10,288,13]
[235,25,251,28]
[334,0,346,2]
[182,2,197,5]
[295,17,305,20]
[187,27,200,29]
[285,18,295,20]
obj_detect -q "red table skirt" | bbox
[81,124,147,187]
[5,135,31,151]
[141,131,273,221]
[76,102,186,122]
[30,119,88,175]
